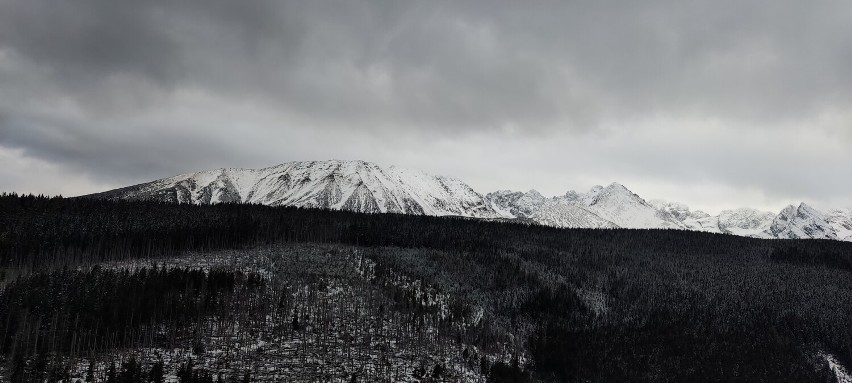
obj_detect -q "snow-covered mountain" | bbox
[87,160,498,218]
[88,160,851,241]
[671,206,776,238]
[766,203,837,240]
[488,183,683,229]
[487,190,548,218]
[718,208,777,237]
[582,183,684,229]
[528,203,617,229]
[485,184,850,241]
[825,208,852,241]
[486,189,617,228]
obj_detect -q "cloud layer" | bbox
[1,0,850,213]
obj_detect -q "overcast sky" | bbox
[1,0,850,214]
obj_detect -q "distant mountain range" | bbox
[489,186,852,241]
[86,160,852,242]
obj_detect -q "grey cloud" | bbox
[3,0,852,129]
[0,0,850,209]
[0,0,183,87]
[0,110,243,184]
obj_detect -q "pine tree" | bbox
[480,356,490,377]
[120,356,142,383]
[85,360,95,383]
[177,358,193,383]
[432,363,444,378]
[149,359,164,383]
[9,352,26,383]
[292,312,300,331]
[106,361,117,383]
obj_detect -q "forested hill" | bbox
[3,193,849,270]
[2,193,852,382]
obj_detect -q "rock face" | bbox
[766,203,837,240]
[87,159,851,241]
[86,160,498,218]
[486,190,548,218]
[825,208,852,241]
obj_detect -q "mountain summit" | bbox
[767,203,837,240]
[86,160,498,218]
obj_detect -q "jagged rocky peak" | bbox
[796,202,825,219]
[588,183,636,207]
[581,183,684,229]
[484,182,688,230]
[578,185,603,204]
[825,208,852,241]
[485,181,850,241]
[587,182,645,205]
[563,190,582,202]
[767,202,836,240]
[486,189,548,218]
[517,189,546,205]
[650,199,696,221]
[485,190,527,217]
[606,182,630,191]
[486,190,523,199]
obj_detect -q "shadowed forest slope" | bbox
[1,194,851,382]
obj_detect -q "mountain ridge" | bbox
[86,160,499,218]
[85,160,851,242]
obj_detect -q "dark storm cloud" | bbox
[0,0,850,209]
[0,0,183,87]
[3,0,851,126]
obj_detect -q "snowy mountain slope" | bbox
[88,159,851,241]
[528,202,617,229]
[650,201,720,233]
[485,185,850,241]
[486,190,548,219]
[486,183,682,230]
[665,204,775,237]
[649,200,706,222]
[581,183,685,229]
[766,203,838,240]
[682,215,722,233]
[486,189,617,228]
[717,208,776,237]
[87,160,498,218]
[825,208,852,241]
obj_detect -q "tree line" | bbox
[0,266,263,382]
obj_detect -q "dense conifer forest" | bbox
[2,193,852,382]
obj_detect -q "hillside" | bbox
[2,194,852,382]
